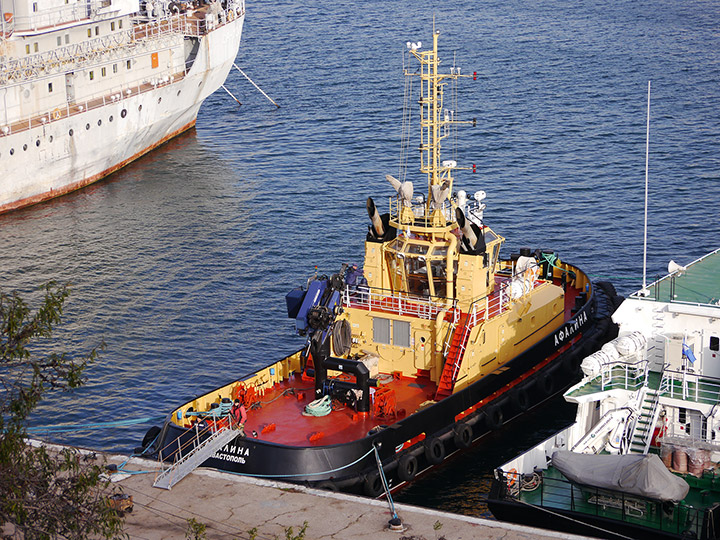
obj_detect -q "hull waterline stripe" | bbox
[0,119,197,215]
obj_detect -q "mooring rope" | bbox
[373,444,398,520]
[26,416,165,433]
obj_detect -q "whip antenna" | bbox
[641,81,651,296]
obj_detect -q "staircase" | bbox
[435,314,472,400]
[628,387,662,454]
[153,427,238,490]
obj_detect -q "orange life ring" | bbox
[52,109,61,120]
[507,468,519,488]
[3,13,13,23]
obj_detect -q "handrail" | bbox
[1,5,245,87]
[342,285,455,320]
[1,73,182,138]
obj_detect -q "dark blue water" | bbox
[1,0,718,517]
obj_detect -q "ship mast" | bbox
[406,32,472,225]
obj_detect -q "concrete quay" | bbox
[107,453,597,540]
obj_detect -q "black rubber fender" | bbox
[538,371,555,396]
[485,404,505,429]
[424,437,446,465]
[363,470,384,497]
[315,480,339,492]
[511,386,530,412]
[397,453,419,482]
[141,426,161,450]
[453,422,473,448]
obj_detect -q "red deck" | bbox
[240,373,436,447]
[229,277,582,447]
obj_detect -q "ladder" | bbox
[435,314,472,400]
[628,387,662,454]
[153,427,238,490]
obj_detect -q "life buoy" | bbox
[52,109,61,120]
[453,422,473,449]
[485,404,504,430]
[397,454,418,482]
[424,437,445,465]
[511,387,530,412]
[3,12,12,23]
[363,470,384,497]
[507,467,519,488]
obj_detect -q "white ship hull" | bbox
[0,1,244,213]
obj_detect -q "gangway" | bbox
[153,426,237,490]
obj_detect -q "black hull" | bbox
[149,280,619,496]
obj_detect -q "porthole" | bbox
[138,105,142,112]
[35,139,40,147]
[69,129,74,136]
[49,135,54,142]
[23,144,27,151]
[86,123,90,130]
[177,90,181,96]
[157,97,162,104]
[97,119,102,126]
[9,148,14,155]
[109,115,114,122]
[121,109,127,118]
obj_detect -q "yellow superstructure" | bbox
[339,31,573,399]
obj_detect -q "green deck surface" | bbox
[642,248,720,305]
[567,366,720,407]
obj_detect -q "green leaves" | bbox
[0,282,125,539]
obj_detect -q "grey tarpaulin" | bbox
[551,450,689,502]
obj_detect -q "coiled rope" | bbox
[302,395,332,417]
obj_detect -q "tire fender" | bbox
[424,437,446,465]
[397,454,418,482]
[453,422,473,449]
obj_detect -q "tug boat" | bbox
[142,31,619,495]
[488,248,720,539]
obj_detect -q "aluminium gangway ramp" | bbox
[153,426,237,490]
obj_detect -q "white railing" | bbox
[342,285,454,320]
[662,368,720,403]
[0,72,179,137]
[1,3,244,87]
[9,0,101,33]
[599,361,649,392]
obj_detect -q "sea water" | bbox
[0,0,718,517]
